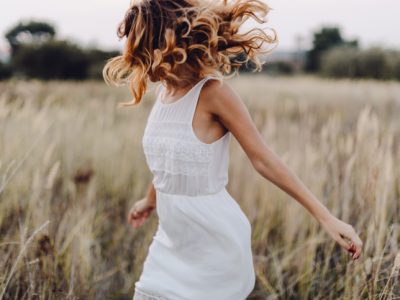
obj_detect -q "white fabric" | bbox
[133,287,169,300]
[134,76,256,300]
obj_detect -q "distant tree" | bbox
[0,61,12,80]
[320,46,400,80]
[5,20,56,56]
[306,26,358,72]
[86,48,121,79]
[11,40,90,80]
[263,61,295,75]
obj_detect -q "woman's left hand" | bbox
[319,214,363,260]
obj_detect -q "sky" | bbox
[1,0,399,55]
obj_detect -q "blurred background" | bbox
[1,1,399,300]
[1,0,400,80]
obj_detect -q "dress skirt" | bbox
[133,187,256,300]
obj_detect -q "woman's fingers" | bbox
[127,208,137,225]
[337,234,352,252]
[127,210,132,225]
[323,217,363,261]
[350,233,363,260]
[338,231,363,260]
[345,227,363,260]
[128,208,152,228]
[134,214,148,228]
[128,208,139,226]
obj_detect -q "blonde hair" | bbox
[103,0,278,106]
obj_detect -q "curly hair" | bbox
[103,0,278,106]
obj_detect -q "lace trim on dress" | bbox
[146,154,209,176]
[143,136,212,161]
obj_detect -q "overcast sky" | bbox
[1,0,399,54]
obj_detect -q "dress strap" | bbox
[155,82,164,100]
[186,75,217,125]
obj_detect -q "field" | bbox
[0,75,399,299]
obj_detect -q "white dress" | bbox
[133,75,256,300]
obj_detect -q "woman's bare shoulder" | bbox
[203,77,242,109]
[202,76,266,162]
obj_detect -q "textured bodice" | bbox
[141,76,231,197]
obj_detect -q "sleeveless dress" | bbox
[133,75,256,300]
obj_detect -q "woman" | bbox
[103,0,363,299]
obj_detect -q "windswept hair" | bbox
[103,0,278,106]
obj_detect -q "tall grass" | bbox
[0,75,399,299]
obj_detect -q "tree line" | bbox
[0,21,119,80]
[305,27,400,80]
[1,20,399,81]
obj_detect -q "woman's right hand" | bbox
[319,214,363,260]
[127,197,156,228]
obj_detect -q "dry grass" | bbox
[0,75,399,299]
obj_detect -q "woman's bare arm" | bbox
[146,182,157,208]
[204,79,363,260]
[127,182,156,228]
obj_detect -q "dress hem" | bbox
[133,272,255,300]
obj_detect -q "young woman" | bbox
[103,0,363,299]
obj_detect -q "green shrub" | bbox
[11,40,90,80]
[264,61,295,75]
[0,61,12,80]
[320,46,400,80]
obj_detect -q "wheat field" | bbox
[0,75,399,299]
